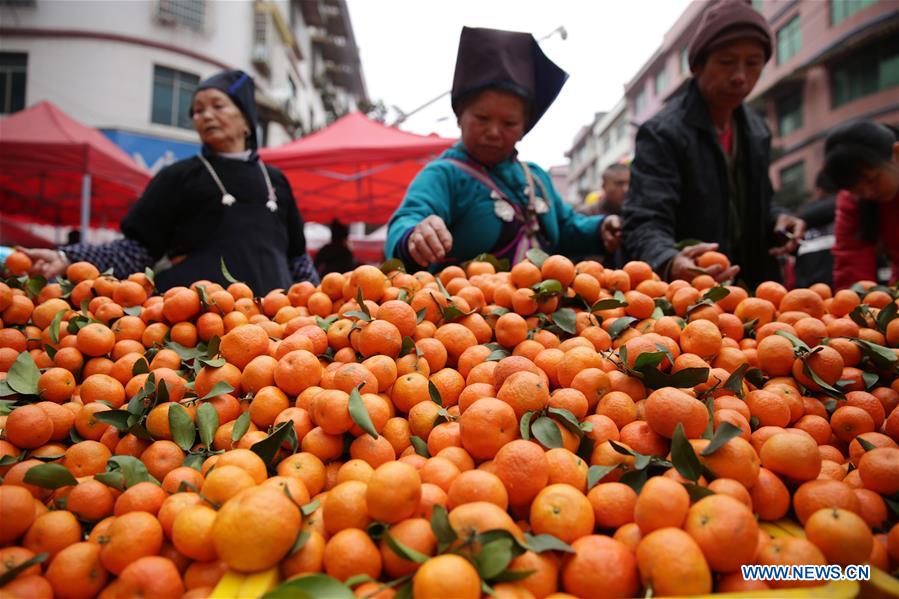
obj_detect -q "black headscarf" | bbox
[192,69,259,149]
[451,27,568,134]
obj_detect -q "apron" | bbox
[155,201,292,295]
[443,157,550,264]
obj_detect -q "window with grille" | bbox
[151,65,199,129]
[776,15,802,65]
[831,0,877,25]
[830,38,899,107]
[157,0,205,31]
[0,52,27,114]
[680,47,689,74]
[252,7,271,75]
[254,7,268,44]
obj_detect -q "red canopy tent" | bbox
[259,111,455,225]
[0,101,151,235]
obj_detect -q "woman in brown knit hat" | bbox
[623,0,806,288]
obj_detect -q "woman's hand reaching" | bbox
[407,216,453,266]
[15,247,69,280]
[600,215,622,254]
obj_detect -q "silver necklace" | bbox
[197,154,278,212]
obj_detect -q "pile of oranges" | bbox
[0,248,898,598]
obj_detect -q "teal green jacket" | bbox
[385,143,605,269]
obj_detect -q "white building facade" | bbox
[564,98,633,206]
[591,99,632,176]
[565,115,602,205]
[0,0,367,172]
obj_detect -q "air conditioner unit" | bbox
[252,43,269,63]
[252,43,270,76]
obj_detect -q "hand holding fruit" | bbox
[770,214,807,257]
[2,249,32,276]
[407,215,453,266]
[13,246,69,280]
[669,242,740,283]
[600,214,622,254]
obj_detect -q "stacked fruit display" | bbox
[0,248,897,598]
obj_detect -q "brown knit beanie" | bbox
[688,0,773,71]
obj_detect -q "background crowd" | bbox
[13,0,899,294]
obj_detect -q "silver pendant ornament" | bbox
[494,200,516,222]
[198,153,278,212]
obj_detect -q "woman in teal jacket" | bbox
[386,27,619,270]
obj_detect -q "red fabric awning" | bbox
[260,112,455,225]
[0,101,151,229]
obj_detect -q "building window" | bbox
[616,120,628,142]
[654,67,668,97]
[151,65,199,129]
[680,47,689,74]
[157,0,205,31]
[776,92,803,136]
[0,52,27,114]
[831,0,877,25]
[831,39,899,107]
[287,76,297,100]
[776,16,801,65]
[634,88,646,114]
[780,161,806,195]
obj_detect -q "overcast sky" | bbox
[345,0,692,168]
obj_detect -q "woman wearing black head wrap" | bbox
[20,70,318,294]
[385,27,619,271]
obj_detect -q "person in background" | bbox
[792,171,836,288]
[577,163,630,219]
[385,27,619,271]
[18,69,318,293]
[622,0,805,287]
[66,230,82,245]
[576,162,628,266]
[314,219,355,277]
[823,121,899,289]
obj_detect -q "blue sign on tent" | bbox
[102,129,199,175]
